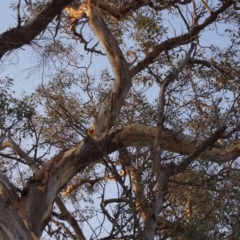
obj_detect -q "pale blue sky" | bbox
[0,1,111,100]
[0,1,237,238]
[0,1,233,101]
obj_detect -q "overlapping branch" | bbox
[54,197,86,240]
[129,0,234,78]
[2,138,39,172]
[23,122,239,233]
[0,0,75,59]
[85,0,131,135]
[143,44,196,240]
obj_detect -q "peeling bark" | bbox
[0,121,239,238]
[85,0,131,135]
[0,200,35,240]
[0,175,35,240]
[9,123,238,237]
[0,0,237,239]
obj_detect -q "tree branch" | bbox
[144,44,196,240]
[0,0,75,59]
[0,175,33,239]
[85,0,131,135]
[55,197,86,240]
[154,43,196,163]
[17,122,240,236]
[129,0,234,78]
[2,138,39,172]
[174,125,227,175]
[189,58,234,78]
[99,1,123,20]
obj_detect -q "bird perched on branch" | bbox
[84,129,94,143]
[82,128,94,150]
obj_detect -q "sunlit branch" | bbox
[64,4,105,55]
[85,0,131,135]
[174,125,227,175]
[200,0,213,14]
[15,124,240,236]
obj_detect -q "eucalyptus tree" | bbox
[1,0,240,239]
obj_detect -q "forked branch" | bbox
[85,0,131,135]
